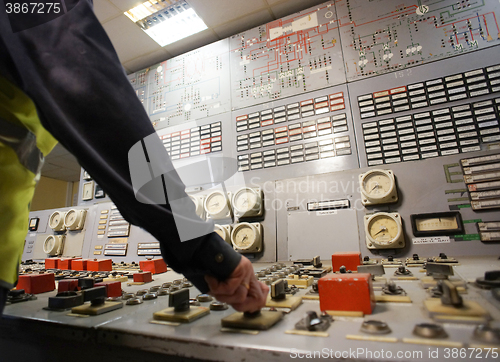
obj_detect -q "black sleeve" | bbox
[0,0,241,292]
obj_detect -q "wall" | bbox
[71,181,79,206]
[30,176,69,211]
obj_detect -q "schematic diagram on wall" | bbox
[142,39,231,127]
[337,0,500,81]
[128,70,149,115]
[229,1,345,110]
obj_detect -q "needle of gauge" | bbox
[374,226,387,236]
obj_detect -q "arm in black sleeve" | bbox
[0,0,241,292]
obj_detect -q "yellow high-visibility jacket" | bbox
[0,76,57,289]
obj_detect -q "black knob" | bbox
[485,270,500,281]
[8,289,25,297]
[244,310,261,318]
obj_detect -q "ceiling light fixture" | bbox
[124,0,208,47]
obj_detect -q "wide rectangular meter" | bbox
[410,212,464,237]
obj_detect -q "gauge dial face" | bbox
[205,192,227,215]
[64,209,86,230]
[416,217,458,231]
[232,225,256,249]
[367,214,400,245]
[82,182,93,200]
[214,225,225,239]
[49,213,61,228]
[234,189,257,212]
[44,235,62,255]
[44,236,55,253]
[362,171,392,198]
[65,210,76,225]
[49,211,65,230]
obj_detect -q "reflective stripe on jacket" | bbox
[0,76,57,288]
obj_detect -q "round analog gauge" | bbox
[49,211,66,231]
[365,212,404,249]
[231,223,261,253]
[189,195,204,218]
[214,224,231,244]
[204,191,231,219]
[232,187,262,217]
[359,169,397,205]
[43,235,64,256]
[64,209,86,230]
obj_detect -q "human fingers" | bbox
[205,257,254,297]
[211,277,267,310]
[210,284,249,306]
[258,280,270,295]
[230,279,268,312]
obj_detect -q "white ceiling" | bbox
[42,0,326,182]
[96,0,326,73]
[42,143,82,182]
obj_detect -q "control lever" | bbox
[153,288,209,323]
[382,281,406,295]
[47,291,84,310]
[7,289,36,304]
[312,256,322,268]
[82,286,107,306]
[440,280,463,307]
[357,264,385,281]
[294,311,332,332]
[169,288,190,312]
[394,265,413,277]
[284,280,298,295]
[69,285,123,315]
[267,279,302,310]
[426,262,454,280]
[78,277,95,290]
[271,279,286,301]
[311,280,319,293]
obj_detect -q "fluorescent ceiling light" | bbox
[124,0,208,47]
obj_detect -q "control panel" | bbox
[13,1,500,361]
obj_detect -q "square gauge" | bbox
[82,182,94,201]
[28,217,39,231]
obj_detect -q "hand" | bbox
[205,256,269,312]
